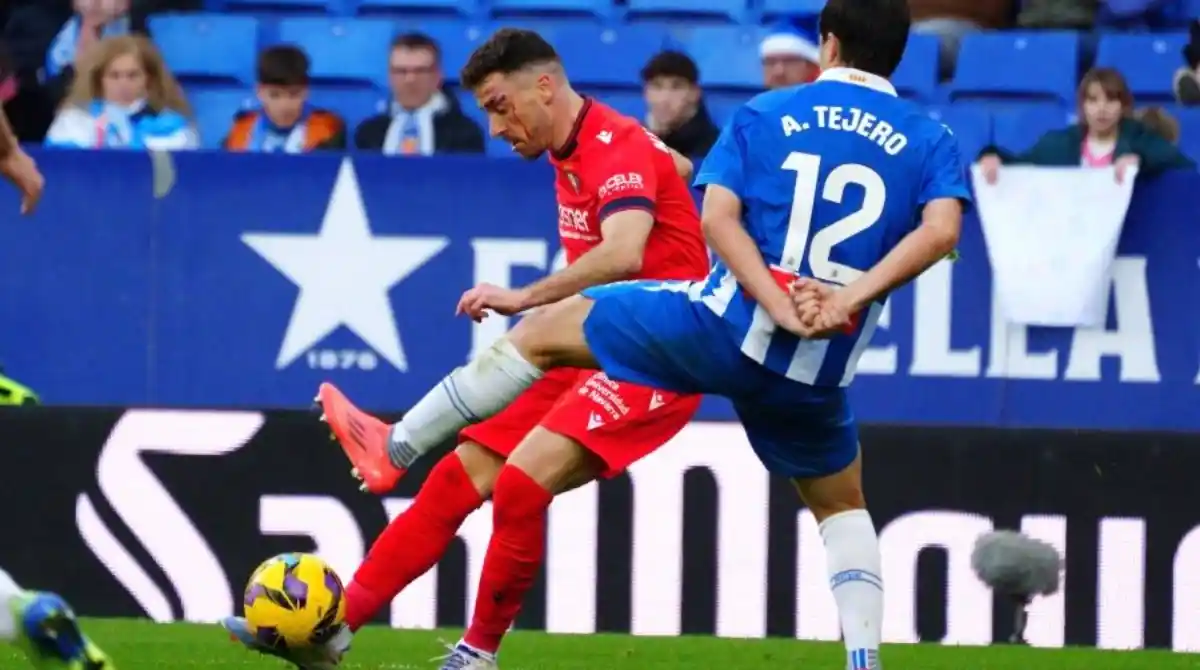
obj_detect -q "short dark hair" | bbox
[257,44,310,87]
[392,32,441,63]
[460,28,560,90]
[819,0,910,77]
[640,50,700,85]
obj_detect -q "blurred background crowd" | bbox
[0,0,1199,171]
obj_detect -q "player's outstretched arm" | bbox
[0,106,44,215]
[0,108,14,159]
[517,209,654,309]
[701,184,796,323]
[840,198,962,312]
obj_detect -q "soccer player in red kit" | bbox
[222,28,710,670]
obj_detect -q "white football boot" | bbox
[221,616,351,670]
[433,641,499,670]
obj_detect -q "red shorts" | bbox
[458,367,701,478]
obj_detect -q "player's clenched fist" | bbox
[456,282,531,322]
[789,278,855,340]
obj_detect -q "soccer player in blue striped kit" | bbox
[313,0,968,667]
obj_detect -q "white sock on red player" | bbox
[821,509,884,670]
[387,338,543,469]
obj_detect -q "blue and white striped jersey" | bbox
[693,67,972,387]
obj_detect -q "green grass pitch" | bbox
[1,618,1192,669]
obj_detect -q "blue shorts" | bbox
[580,280,859,479]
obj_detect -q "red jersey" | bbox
[549,98,710,281]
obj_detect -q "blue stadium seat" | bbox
[677,26,763,90]
[927,105,991,162]
[890,33,940,101]
[990,103,1072,154]
[593,90,647,120]
[149,14,259,86]
[308,86,389,129]
[489,0,610,17]
[421,21,493,84]
[276,17,396,86]
[1095,33,1187,102]
[217,0,354,14]
[625,0,747,23]
[952,31,1080,104]
[188,88,255,149]
[552,25,668,87]
[760,0,824,18]
[358,0,475,16]
[704,91,749,126]
[1167,105,1200,161]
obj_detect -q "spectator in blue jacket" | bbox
[978,67,1193,184]
[44,34,197,150]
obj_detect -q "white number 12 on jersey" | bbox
[781,151,886,284]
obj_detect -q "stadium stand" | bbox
[26,0,1200,160]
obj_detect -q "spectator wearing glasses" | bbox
[640,50,719,159]
[760,18,820,89]
[223,45,346,153]
[44,34,196,149]
[354,33,485,156]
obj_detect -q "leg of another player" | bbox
[343,443,504,631]
[388,297,599,468]
[452,428,602,665]
[794,452,884,670]
[0,567,113,668]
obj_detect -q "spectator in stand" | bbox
[44,34,197,149]
[908,0,1012,77]
[1017,0,1096,28]
[977,68,1192,184]
[1135,106,1179,145]
[639,51,719,159]
[224,45,346,153]
[2,0,201,141]
[355,33,484,155]
[760,18,820,89]
[1173,19,1200,106]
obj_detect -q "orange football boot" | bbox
[315,382,405,494]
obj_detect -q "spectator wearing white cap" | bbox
[760,18,820,90]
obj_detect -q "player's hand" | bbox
[0,147,44,215]
[456,283,530,322]
[1115,154,1140,184]
[978,154,1002,185]
[788,278,856,340]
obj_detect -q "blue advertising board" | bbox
[0,149,1195,430]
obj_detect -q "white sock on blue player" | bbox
[386,338,542,469]
[821,509,884,670]
[0,567,20,641]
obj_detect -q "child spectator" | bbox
[223,45,346,153]
[977,68,1192,184]
[639,50,719,159]
[43,34,197,150]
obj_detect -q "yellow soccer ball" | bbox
[243,553,347,650]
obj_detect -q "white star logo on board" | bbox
[242,159,448,371]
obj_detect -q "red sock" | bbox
[344,452,484,631]
[463,465,553,654]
